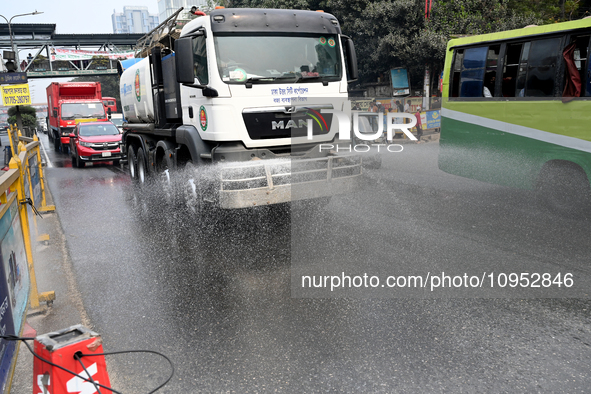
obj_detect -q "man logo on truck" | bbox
[271,108,328,131]
[135,70,141,102]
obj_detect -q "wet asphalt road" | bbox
[36,133,591,393]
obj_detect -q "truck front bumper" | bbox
[216,154,363,209]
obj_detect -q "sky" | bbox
[2,1,159,104]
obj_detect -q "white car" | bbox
[109,114,124,133]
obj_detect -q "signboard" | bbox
[390,68,410,96]
[1,84,31,106]
[0,73,27,85]
[50,47,135,61]
[426,110,441,129]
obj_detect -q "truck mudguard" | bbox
[174,125,212,165]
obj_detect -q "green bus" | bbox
[439,18,591,213]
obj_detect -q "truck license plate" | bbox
[102,152,112,157]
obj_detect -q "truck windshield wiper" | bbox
[244,76,286,88]
[245,77,276,83]
[63,113,84,119]
[293,75,325,83]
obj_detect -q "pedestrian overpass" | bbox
[0,23,143,78]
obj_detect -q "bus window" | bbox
[459,46,488,97]
[514,42,531,97]
[484,45,500,97]
[563,35,589,99]
[502,42,527,97]
[525,38,561,97]
[450,49,464,97]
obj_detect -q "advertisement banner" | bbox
[0,264,16,394]
[50,47,135,61]
[0,200,29,334]
[28,155,42,208]
[1,84,31,106]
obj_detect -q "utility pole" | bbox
[423,0,433,111]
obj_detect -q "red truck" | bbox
[46,82,108,153]
[102,97,117,115]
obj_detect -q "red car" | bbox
[69,121,122,167]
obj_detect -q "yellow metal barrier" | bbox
[6,126,56,309]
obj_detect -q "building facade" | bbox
[112,6,160,34]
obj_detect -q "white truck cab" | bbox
[120,8,361,209]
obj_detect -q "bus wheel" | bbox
[537,162,591,217]
[127,146,137,180]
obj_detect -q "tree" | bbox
[328,0,541,85]
[7,105,37,128]
[506,0,589,23]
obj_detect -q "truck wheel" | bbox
[127,146,137,180]
[53,135,60,152]
[61,143,69,155]
[136,147,147,184]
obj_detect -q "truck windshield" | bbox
[214,34,342,84]
[61,103,106,120]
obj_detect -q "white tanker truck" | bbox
[119,7,362,210]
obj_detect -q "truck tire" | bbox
[61,142,69,155]
[136,147,147,184]
[53,134,60,152]
[127,146,137,180]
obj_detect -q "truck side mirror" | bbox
[107,107,112,119]
[341,36,358,82]
[175,38,195,84]
[53,109,58,117]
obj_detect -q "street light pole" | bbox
[0,10,44,66]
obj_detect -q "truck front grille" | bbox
[242,107,333,140]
